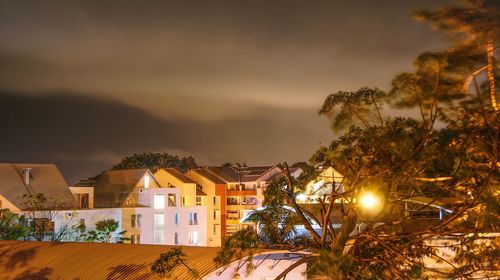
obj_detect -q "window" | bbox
[213,224,217,235]
[126,197,132,205]
[168,194,176,207]
[213,197,216,205]
[193,213,198,225]
[189,231,198,245]
[154,195,165,209]
[242,197,256,205]
[153,213,165,244]
[196,197,202,206]
[213,210,217,220]
[174,213,179,225]
[131,214,142,228]
[131,234,141,244]
[174,232,179,245]
[189,213,193,225]
[182,196,186,206]
[227,197,238,205]
[144,175,150,189]
[227,210,239,220]
[192,231,198,245]
[78,193,89,208]
[32,218,54,235]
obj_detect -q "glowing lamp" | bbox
[359,192,379,209]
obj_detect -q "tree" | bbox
[215,1,499,279]
[111,152,197,173]
[0,209,29,240]
[22,193,72,242]
[84,219,127,243]
[151,248,201,279]
[415,0,500,113]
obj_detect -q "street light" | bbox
[359,192,379,209]
[357,191,383,216]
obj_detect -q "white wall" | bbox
[204,252,307,280]
[137,188,208,246]
[40,208,123,241]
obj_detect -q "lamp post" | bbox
[357,191,383,216]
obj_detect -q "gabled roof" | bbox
[190,169,226,184]
[160,168,196,184]
[72,179,96,188]
[205,165,276,183]
[196,188,207,196]
[0,163,76,210]
[0,241,219,280]
[93,169,151,208]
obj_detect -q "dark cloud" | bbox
[0,0,455,181]
[0,90,331,183]
[0,0,452,116]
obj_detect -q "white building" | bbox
[0,164,208,246]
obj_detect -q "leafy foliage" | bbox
[0,209,29,240]
[215,1,499,279]
[214,228,260,268]
[111,152,197,173]
[84,219,127,243]
[151,248,200,279]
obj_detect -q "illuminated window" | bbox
[193,231,198,245]
[144,175,150,189]
[154,195,165,209]
[154,214,164,244]
[189,231,198,245]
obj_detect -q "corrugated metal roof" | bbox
[0,241,219,280]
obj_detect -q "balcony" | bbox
[226,189,257,196]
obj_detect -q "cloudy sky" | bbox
[0,0,452,183]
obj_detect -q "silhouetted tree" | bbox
[111,152,197,173]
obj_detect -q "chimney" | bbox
[23,168,32,186]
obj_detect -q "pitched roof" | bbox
[0,163,76,210]
[72,179,96,188]
[0,241,219,280]
[93,169,149,208]
[206,165,276,183]
[161,168,196,184]
[190,169,226,184]
[196,188,207,196]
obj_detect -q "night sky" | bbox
[0,0,452,183]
